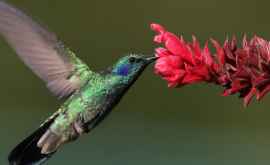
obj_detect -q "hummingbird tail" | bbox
[8,118,56,165]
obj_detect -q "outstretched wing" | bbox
[0,1,91,98]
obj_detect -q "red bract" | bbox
[151,23,270,106]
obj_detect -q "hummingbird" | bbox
[0,1,156,165]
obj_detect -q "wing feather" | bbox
[0,1,90,97]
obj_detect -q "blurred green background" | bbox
[1,0,270,164]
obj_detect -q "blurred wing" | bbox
[0,1,90,98]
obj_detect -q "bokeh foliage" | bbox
[1,0,270,164]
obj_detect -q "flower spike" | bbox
[151,23,270,106]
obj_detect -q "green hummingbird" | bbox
[0,1,156,165]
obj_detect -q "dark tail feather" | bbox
[8,119,56,165]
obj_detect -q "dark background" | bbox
[1,0,270,164]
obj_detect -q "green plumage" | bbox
[0,1,156,165]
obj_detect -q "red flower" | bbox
[154,54,184,87]
[151,23,270,106]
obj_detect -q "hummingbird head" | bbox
[111,54,156,83]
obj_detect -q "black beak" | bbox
[145,56,157,64]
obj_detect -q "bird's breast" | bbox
[49,78,128,138]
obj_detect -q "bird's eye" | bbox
[129,57,136,63]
